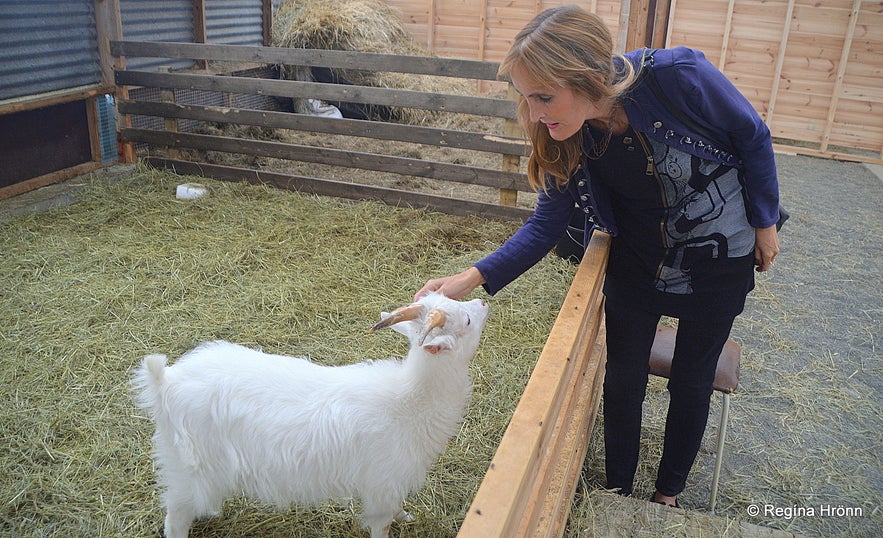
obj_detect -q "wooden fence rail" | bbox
[458,231,610,538]
[111,41,533,220]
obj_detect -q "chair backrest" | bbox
[648,326,740,393]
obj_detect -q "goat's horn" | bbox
[418,309,447,346]
[368,303,423,333]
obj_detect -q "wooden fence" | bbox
[457,231,610,538]
[112,40,612,537]
[111,40,534,222]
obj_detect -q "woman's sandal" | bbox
[650,493,680,508]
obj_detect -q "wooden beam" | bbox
[663,0,677,47]
[616,0,631,55]
[478,0,489,61]
[120,100,528,158]
[192,0,207,69]
[94,0,122,88]
[772,142,883,165]
[531,323,606,537]
[115,69,517,118]
[262,0,273,46]
[93,0,132,162]
[0,162,102,201]
[0,85,111,116]
[159,85,180,160]
[718,0,736,72]
[821,0,861,153]
[117,99,529,156]
[499,83,523,207]
[428,0,436,54]
[192,0,206,43]
[764,0,796,125]
[110,40,503,80]
[627,0,651,50]
[142,158,534,222]
[457,231,611,538]
[121,128,530,191]
[648,0,671,49]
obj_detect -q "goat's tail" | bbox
[131,353,169,415]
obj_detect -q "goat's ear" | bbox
[390,321,418,340]
[422,335,455,355]
[373,312,421,340]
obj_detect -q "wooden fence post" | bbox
[500,82,521,207]
[160,79,180,160]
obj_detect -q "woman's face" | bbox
[510,63,608,141]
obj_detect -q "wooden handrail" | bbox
[458,231,611,537]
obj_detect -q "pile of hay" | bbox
[272,0,473,124]
[273,0,424,56]
[0,165,575,537]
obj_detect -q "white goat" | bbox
[131,292,489,538]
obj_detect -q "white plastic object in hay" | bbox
[176,183,208,200]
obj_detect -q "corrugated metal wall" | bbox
[120,0,194,71]
[118,1,272,68]
[207,0,264,45]
[0,0,101,102]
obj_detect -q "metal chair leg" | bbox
[709,392,730,514]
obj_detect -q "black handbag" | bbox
[555,206,591,264]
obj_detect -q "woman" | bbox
[415,5,780,507]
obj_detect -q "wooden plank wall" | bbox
[386,1,625,61]
[383,0,881,162]
[667,0,882,161]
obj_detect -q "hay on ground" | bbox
[0,164,574,537]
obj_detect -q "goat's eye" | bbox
[466,315,471,326]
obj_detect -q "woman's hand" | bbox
[754,225,780,272]
[415,266,486,301]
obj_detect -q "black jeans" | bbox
[602,297,736,497]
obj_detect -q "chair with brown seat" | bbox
[649,325,741,514]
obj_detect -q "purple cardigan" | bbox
[475,47,780,295]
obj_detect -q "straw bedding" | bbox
[2,5,882,529]
[2,155,880,537]
[2,152,882,538]
[0,165,574,537]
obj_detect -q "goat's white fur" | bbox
[131,293,489,538]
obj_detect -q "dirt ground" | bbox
[697,153,882,536]
[578,152,882,538]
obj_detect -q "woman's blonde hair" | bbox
[498,5,638,191]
